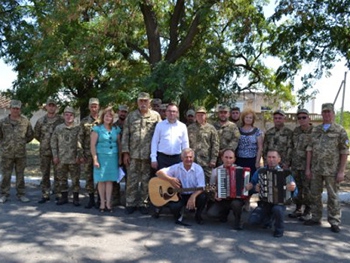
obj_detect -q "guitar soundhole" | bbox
[167,187,174,195]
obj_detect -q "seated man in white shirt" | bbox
[155,148,207,225]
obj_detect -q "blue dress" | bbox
[92,125,120,182]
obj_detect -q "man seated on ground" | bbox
[207,149,248,230]
[155,148,207,225]
[246,150,297,238]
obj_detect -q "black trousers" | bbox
[167,193,207,220]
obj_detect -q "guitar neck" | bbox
[173,187,204,193]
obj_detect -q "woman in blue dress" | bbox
[90,107,121,212]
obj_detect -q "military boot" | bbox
[73,192,80,207]
[56,192,68,205]
[85,193,95,209]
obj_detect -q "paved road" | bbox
[0,184,350,263]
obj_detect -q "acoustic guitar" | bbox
[148,177,212,207]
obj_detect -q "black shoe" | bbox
[195,214,204,225]
[273,231,283,238]
[288,209,303,218]
[233,224,243,231]
[38,197,50,204]
[330,225,340,233]
[304,219,321,226]
[219,216,228,223]
[175,220,191,227]
[85,194,95,209]
[139,207,149,215]
[125,206,136,214]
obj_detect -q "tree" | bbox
[268,0,350,107]
[0,0,295,117]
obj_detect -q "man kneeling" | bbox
[207,149,248,230]
[155,148,207,225]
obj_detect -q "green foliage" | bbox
[0,0,305,116]
[335,111,350,129]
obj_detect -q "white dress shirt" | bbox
[150,119,189,162]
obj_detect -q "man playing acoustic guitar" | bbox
[155,148,207,225]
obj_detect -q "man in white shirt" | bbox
[151,103,189,170]
[156,148,207,225]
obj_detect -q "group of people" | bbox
[0,93,348,238]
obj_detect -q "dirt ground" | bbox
[25,141,350,191]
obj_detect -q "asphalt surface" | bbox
[0,179,350,263]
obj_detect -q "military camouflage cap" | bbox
[196,106,207,114]
[138,92,150,100]
[64,106,75,114]
[218,105,230,112]
[10,100,22,108]
[46,98,57,105]
[89,98,99,105]
[160,104,168,110]
[297,108,309,115]
[151,98,162,105]
[186,109,195,117]
[273,109,286,116]
[322,103,334,112]
[118,105,129,112]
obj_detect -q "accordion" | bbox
[217,166,250,199]
[258,168,293,205]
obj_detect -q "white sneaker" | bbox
[19,196,30,203]
[0,196,7,203]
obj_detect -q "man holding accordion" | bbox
[247,150,297,238]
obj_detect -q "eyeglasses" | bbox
[297,116,307,120]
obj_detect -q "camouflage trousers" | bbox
[40,155,59,199]
[56,163,81,193]
[1,157,26,197]
[125,158,150,207]
[202,166,212,185]
[82,156,94,194]
[292,169,312,209]
[310,174,341,225]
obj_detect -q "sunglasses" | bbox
[297,116,307,120]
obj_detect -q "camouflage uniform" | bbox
[263,126,293,167]
[306,123,349,226]
[291,124,313,213]
[34,114,64,199]
[122,109,161,208]
[188,122,219,182]
[51,123,82,194]
[213,121,240,163]
[79,115,99,195]
[0,115,34,198]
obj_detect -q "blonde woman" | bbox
[91,107,121,212]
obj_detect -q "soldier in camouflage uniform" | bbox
[263,110,293,169]
[35,98,64,203]
[188,106,219,183]
[230,106,242,127]
[304,103,349,233]
[111,105,129,206]
[79,98,100,208]
[289,109,313,220]
[0,100,34,203]
[213,105,240,165]
[151,98,162,114]
[51,106,83,206]
[122,92,161,214]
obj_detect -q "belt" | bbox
[157,152,180,158]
